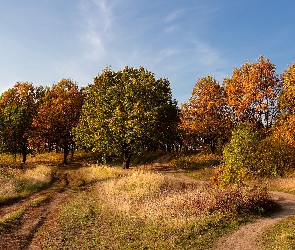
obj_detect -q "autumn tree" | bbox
[224,56,281,132]
[180,76,231,153]
[279,63,295,115]
[257,63,295,175]
[33,79,84,164]
[0,82,43,163]
[74,66,180,169]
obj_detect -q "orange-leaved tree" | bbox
[33,79,84,164]
[224,56,281,132]
[180,76,232,153]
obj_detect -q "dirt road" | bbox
[215,191,295,250]
[0,189,71,250]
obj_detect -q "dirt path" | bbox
[0,189,71,250]
[144,154,295,250]
[215,191,295,250]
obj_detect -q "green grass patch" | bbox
[171,153,221,181]
[171,153,221,170]
[261,215,295,250]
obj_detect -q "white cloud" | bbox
[82,31,106,59]
[154,48,179,65]
[90,0,114,32]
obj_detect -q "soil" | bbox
[0,154,295,250]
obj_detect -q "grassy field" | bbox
[0,151,292,249]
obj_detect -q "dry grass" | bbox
[38,170,274,249]
[66,164,117,187]
[248,177,295,195]
[0,165,53,203]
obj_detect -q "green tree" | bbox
[74,66,179,169]
[0,82,43,163]
[33,79,84,164]
[0,106,31,161]
[180,76,232,153]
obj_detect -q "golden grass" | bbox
[0,165,53,203]
[248,177,295,194]
[38,170,273,249]
[66,164,117,187]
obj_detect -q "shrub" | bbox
[214,124,260,187]
[257,134,295,177]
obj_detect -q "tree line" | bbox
[1,56,295,172]
[0,67,180,168]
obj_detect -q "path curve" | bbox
[215,191,295,250]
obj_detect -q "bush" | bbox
[214,124,260,187]
[257,135,295,177]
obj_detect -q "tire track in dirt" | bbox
[0,189,71,250]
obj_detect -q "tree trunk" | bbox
[21,143,27,164]
[22,150,27,164]
[63,143,69,164]
[122,151,131,169]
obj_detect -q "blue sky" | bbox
[0,0,295,104]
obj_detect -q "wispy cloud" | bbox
[194,40,220,66]
[89,0,114,32]
[164,25,178,34]
[165,10,182,23]
[77,0,117,60]
[155,48,179,64]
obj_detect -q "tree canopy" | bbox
[180,76,232,153]
[0,82,43,163]
[33,79,84,164]
[224,56,281,131]
[74,66,180,168]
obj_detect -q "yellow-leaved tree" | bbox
[224,56,281,132]
[180,76,232,153]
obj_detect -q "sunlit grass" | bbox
[66,164,117,187]
[38,171,275,249]
[261,215,295,250]
[0,165,53,204]
[248,177,295,195]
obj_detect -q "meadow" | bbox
[0,151,294,249]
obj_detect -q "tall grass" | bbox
[0,165,53,204]
[65,164,117,187]
[38,171,275,249]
